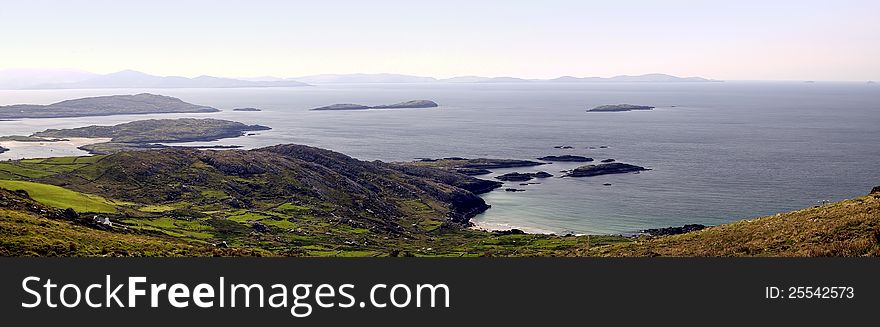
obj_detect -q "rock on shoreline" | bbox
[641,224,706,236]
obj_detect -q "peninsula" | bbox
[32,118,270,154]
[0,93,219,119]
[311,100,438,111]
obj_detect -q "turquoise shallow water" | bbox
[1,82,878,234]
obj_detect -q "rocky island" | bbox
[32,118,270,154]
[587,104,655,112]
[232,107,262,112]
[311,100,439,111]
[495,171,553,182]
[538,155,594,162]
[564,163,649,177]
[0,146,7,154]
[0,93,219,119]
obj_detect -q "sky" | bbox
[1,0,878,81]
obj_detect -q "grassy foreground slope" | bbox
[594,192,880,257]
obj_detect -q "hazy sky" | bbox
[1,0,878,80]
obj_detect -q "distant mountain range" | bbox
[0,69,718,89]
[0,69,309,89]
[265,73,718,84]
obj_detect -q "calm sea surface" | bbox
[1,82,878,234]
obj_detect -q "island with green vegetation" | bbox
[0,93,219,119]
[0,145,877,257]
[587,104,655,112]
[31,118,270,154]
[311,100,439,111]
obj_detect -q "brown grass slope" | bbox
[594,192,880,257]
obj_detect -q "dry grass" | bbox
[593,194,880,257]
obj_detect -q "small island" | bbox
[495,171,553,182]
[311,100,438,111]
[587,104,655,112]
[0,93,219,119]
[232,107,262,112]
[564,163,649,177]
[538,155,594,162]
[32,118,270,154]
[0,146,7,154]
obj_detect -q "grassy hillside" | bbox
[1,147,623,257]
[1,146,877,257]
[593,192,880,257]
[0,180,121,213]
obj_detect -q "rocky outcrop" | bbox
[538,155,594,162]
[388,164,502,195]
[872,186,880,195]
[565,163,649,177]
[641,224,707,236]
[0,146,7,154]
[600,159,615,163]
[494,229,526,235]
[453,168,492,176]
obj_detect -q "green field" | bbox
[0,180,119,213]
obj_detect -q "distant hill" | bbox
[27,70,309,89]
[548,73,716,83]
[0,93,219,119]
[442,73,715,83]
[0,68,98,89]
[292,73,437,84]
[1,69,718,87]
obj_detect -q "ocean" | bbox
[1,81,878,234]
